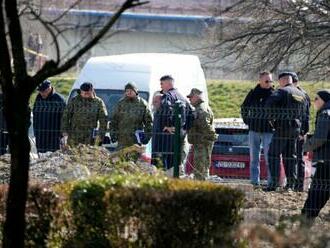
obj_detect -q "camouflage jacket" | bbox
[188,99,217,144]
[110,96,152,147]
[61,95,108,146]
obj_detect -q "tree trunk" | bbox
[3,100,31,248]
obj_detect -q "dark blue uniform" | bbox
[265,83,306,190]
[151,88,190,169]
[302,100,330,220]
[33,89,66,153]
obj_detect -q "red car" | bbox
[185,118,312,189]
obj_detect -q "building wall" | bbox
[21,9,245,80]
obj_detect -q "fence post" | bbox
[173,102,182,178]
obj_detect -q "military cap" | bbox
[125,82,138,94]
[317,90,330,103]
[289,72,299,83]
[278,72,292,80]
[187,88,203,98]
[80,82,93,91]
[37,80,51,91]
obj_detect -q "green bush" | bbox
[60,174,244,248]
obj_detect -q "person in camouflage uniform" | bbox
[110,82,152,149]
[61,82,108,146]
[187,88,217,180]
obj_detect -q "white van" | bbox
[69,53,208,115]
[69,53,208,154]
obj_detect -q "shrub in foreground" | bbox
[60,175,244,247]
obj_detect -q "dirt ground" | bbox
[224,182,330,247]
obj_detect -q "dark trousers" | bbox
[296,138,305,190]
[268,129,299,188]
[35,131,60,153]
[302,161,330,219]
[0,132,8,155]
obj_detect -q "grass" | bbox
[207,80,330,131]
[32,76,330,130]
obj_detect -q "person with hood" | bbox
[110,82,152,149]
[32,80,66,153]
[301,90,330,222]
[241,71,274,187]
[61,82,108,146]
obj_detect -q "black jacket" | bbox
[297,86,311,135]
[265,83,306,132]
[32,89,66,152]
[303,101,330,162]
[241,84,274,132]
[152,88,191,153]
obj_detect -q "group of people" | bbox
[30,75,217,180]
[241,71,330,222]
[1,71,329,222]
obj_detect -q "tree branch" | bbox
[31,0,149,90]
[0,0,14,93]
[4,0,28,83]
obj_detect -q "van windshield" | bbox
[69,89,149,119]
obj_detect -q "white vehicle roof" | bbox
[73,53,208,103]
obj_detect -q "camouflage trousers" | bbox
[192,142,214,180]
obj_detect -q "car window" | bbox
[69,89,149,119]
[216,128,249,146]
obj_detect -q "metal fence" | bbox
[1,101,330,227]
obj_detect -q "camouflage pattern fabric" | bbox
[187,99,217,145]
[188,99,217,180]
[61,95,108,146]
[193,143,214,180]
[110,96,152,148]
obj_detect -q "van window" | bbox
[69,89,149,119]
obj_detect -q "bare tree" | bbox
[0,0,148,247]
[209,0,330,80]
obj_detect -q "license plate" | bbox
[214,161,245,169]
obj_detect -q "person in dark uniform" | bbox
[290,72,311,191]
[152,75,191,171]
[301,90,330,222]
[0,86,8,155]
[265,72,306,191]
[32,80,66,153]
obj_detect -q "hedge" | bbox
[55,174,244,247]
[0,175,244,247]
